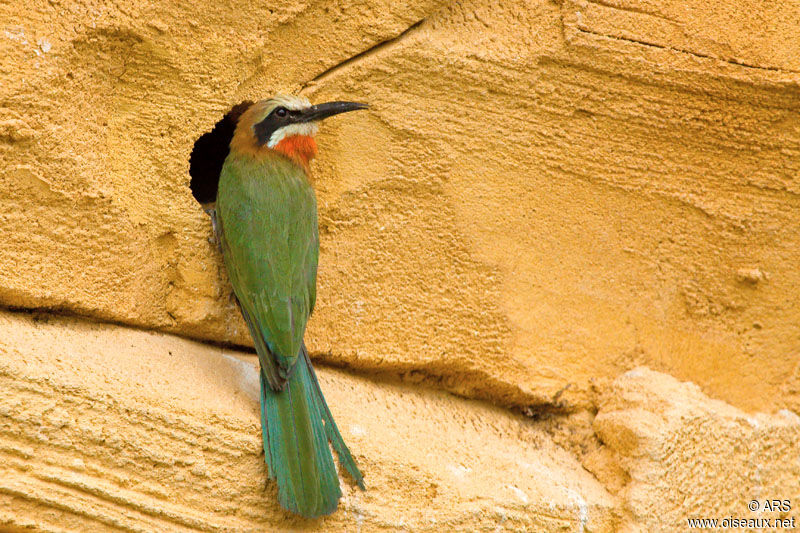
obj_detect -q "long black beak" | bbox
[298,101,368,122]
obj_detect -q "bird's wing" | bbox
[217,155,319,389]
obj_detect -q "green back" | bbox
[217,153,318,379]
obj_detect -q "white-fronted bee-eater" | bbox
[189,95,367,517]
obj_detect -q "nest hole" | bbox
[188,101,253,205]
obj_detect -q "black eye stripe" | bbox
[255,106,296,145]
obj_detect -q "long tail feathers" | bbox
[301,346,365,490]
[260,344,365,517]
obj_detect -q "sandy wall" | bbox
[1,0,799,530]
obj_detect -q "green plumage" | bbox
[217,152,364,518]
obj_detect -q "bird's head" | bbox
[231,95,367,169]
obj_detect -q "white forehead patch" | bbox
[268,94,311,111]
[267,122,319,148]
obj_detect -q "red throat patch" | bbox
[273,135,318,170]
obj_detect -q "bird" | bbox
[189,95,367,517]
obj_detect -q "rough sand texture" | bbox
[3,313,798,531]
[2,0,799,413]
[592,368,800,531]
[1,0,799,529]
[0,312,619,531]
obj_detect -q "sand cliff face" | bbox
[1,0,799,530]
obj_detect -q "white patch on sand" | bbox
[566,489,588,532]
[221,353,259,403]
[447,464,472,478]
[350,424,367,437]
[507,485,529,504]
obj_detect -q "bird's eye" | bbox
[275,107,288,118]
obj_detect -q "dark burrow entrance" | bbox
[188,101,253,207]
